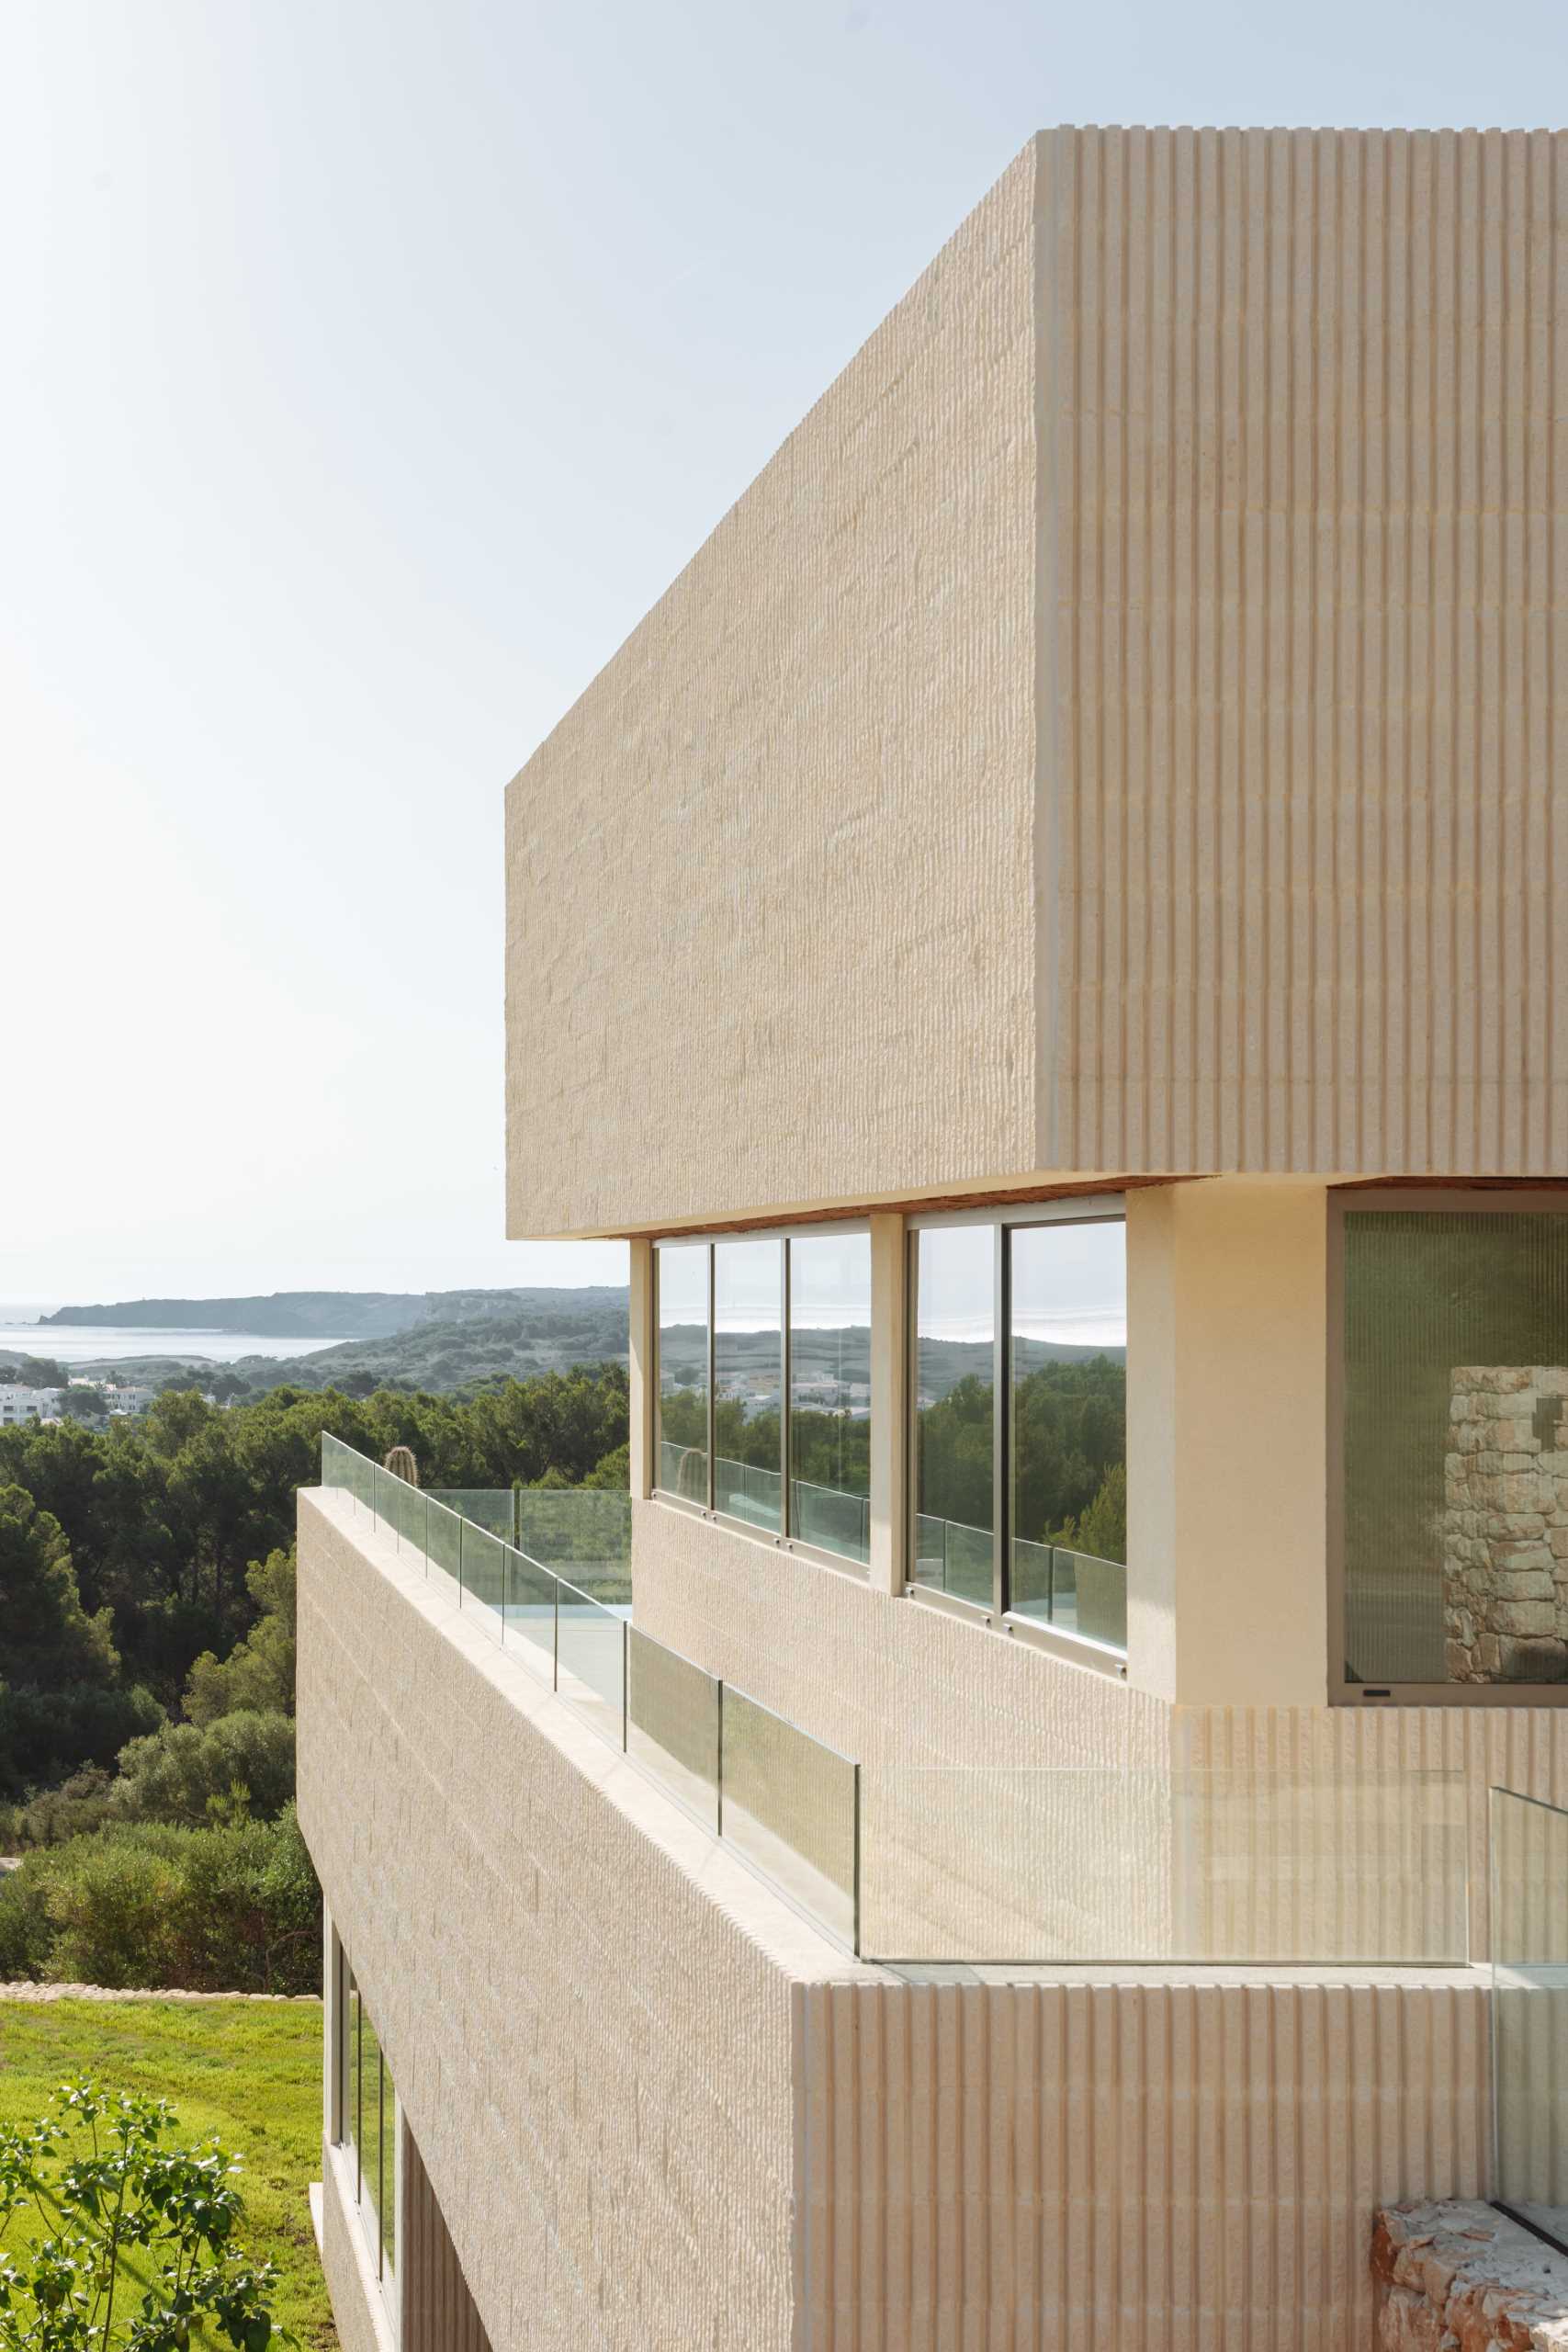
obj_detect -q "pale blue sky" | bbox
[4,0,1562,1303]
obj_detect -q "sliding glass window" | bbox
[714,1239,784,1532]
[1009,1218,1127,1647]
[909,1207,1128,1650]
[656,1242,709,1504]
[652,1227,872,1570]
[1339,1202,1568,1691]
[337,1951,397,2287]
[911,1225,995,1606]
[789,1231,872,1565]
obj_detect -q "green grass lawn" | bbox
[0,1997,336,2348]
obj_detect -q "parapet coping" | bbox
[307,1487,1495,2003]
[305,1487,887,1988]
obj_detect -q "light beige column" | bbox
[1125,1178,1329,1708]
[868,1213,907,1598]
[627,1237,654,1502]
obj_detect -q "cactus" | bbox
[382,1443,419,1487]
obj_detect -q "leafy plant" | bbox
[0,2076,291,2348]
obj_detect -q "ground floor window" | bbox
[653,1226,871,1567]
[334,1942,397,2296]
[1340,1199,1568,1690]
[910,1204,1127,1647]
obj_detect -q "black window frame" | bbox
[652,1225,873,1576]
[906,1199,1129,1641]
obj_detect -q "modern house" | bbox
[299,126,1568,2350]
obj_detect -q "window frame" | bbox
[905,1196,1128,1658]
[652,1221,873,1577]
[1328,1185,1568,1708]
[331,1937,400,2312]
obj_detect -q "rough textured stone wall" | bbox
[297,1489,839,2352]
[1374,2201,1568,2350]
[1444,1368,1568,1684]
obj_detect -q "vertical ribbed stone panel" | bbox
[1043,125,1568,1178]
[795,1976,1491,2349]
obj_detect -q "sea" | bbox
[0,1309,350,1368]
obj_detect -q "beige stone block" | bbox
[1492,1600,1559,1637]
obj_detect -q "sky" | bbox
[3,0,1563,1306]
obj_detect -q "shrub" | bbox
[108,1709,296,1828]
[0,1860,55,1981]
[0,1764,116,1851]
[0,1809,321,1995]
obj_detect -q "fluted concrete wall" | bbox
[795,1975,1491,2350]
[1043,125,1568,1177]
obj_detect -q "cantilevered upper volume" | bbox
[505,123,1568,1233]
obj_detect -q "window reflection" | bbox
[656,1244,709,1503]
[788,1231,872,1564]
[714,1239,784,1532]
[1343,1210,1568,1687]
[912,1226,995,1606]
[1009,1220,1127,1645]
[343,1964,396,2284]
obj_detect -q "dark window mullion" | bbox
[993,1225,1009,1618]
[781,1241,792,1538]
[354,1986,362,2202]
[706,1244,716,1512]
[376,2051,385,2280]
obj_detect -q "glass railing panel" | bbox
[424,1492,464,1587]
[788,1477,870,1566]
[502,1545,557,1679]
[626,1628,719,1832]
[1009,1535,1054,1620]
[715,1454,783,1531]
[916,1515,993,1608]
[1047,1546,1127,1651]
[658,1439,706,1503]
[515,1490,631,1611]
[556,1577,626,1745]
[720,1687,857,1950]
[426,1488,514,1544]
[863,1766,1467,1965]
[458,1521,506,1631]
[1492,1787,1568,2249]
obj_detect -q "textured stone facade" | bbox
[1444,1369,1568,1685]
[506,128,1568,1244]
[300,1487,1498,2350]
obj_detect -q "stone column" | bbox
[1125,1176,1331,1708]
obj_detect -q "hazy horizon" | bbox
[6,0,1562,1303]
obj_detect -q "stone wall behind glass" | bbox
[1443,1368,1568,1684]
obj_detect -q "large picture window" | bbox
[910,1206,1127,1650]
[653,1227,871,1569]
[1339,1202,1568,1690]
